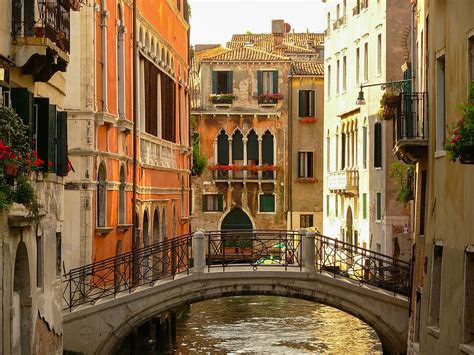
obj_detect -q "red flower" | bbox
[48,161,53,167]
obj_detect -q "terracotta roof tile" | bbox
[291,61,325,76]
[203,46,290,62]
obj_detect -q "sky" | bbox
[189,0,331,46]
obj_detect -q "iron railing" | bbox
[62,234,192,311]
[213,169,276,181]
[206,230,303,270]
[393,92,428,142]
[315,233,411,296]
[12,0,71,52]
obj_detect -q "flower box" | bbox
[377,93,401,121]
[258,93,283,104]
[299,117,317,124]
[296,177,316,183]
[209,94,237,104]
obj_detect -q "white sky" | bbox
[189,0,331,46]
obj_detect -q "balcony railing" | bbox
[392,92,428,163]
[328,169,359,194]
[12,0,72,53]
[212,166,277,181]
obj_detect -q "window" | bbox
[259,194,275,213]
[336,59,340,94]
[341,132,346,170]
[119,166,126,224]
[257,70,278,98]
[326,136,330,172]
[429,244,443,328]
[298,151,313,178]
[342,56,347,92]
[326,195,329,217]
[343,0,347,18]
[374,122,382,168]
[336,4,340,19]
[364,42,369,82]
[298,90,315,117]
[469,36,474,82]
[356,47,360,85]
[377,34,382,75]
[203,194,223,212]
[56,233,62,277]
[415,290,422,342]
[144,58,158,136]
[436,55,446,151]
[327,65,331,97]
[362,126,367,169]
[463,250,474,344]
[262,130,274,179]
[376,192,382,221]
[212,70,233,94]
[117,5,126,118]
[36,235,43,287]
[362,193,367,219]
[300,214,314,228]
[161,72,176,142]
[335,195,338,217]
[327,12,330,32]
[97,163,107,227]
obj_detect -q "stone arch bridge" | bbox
[62,230,411,354]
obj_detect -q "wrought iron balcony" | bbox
[392,92,428,163]
[11,0,77,81]
[328,169,359,195]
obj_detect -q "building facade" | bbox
[0,0,78,353]
[323,0,413,259]
[191,21,324,232]
[406,0,474,353]
[64,0,191,270]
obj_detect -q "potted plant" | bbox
[259,93,284,104]
[445,82,474,164]
[209,94,237,104]
[378,92,401,120]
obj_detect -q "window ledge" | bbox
[117,117,133,134]
[296,177,317,183]
[96,227,114,236]
[427,326,440,339]
[434,150,446,158]
[213,103,232,109]
[95,111,117,126]
[259,103,277,108]
[460,342,474,354]
[117,224,133,232]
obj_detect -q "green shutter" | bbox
[11,88,34,144]
[212,71,217,94]
[297,152,301,178]
[257,70,263,97]
[34,98,49,172]
[217,193,223,211]
[363,126,367,169]
[376,193,382,220]
[363,193,367,219]
[227,71,233,94]
[260,194,275,212]
[298,90,306,117]
[202,194,206,212]
[310,90,315,117]
[374,123,382,168]
[272,70,278,94]
[308,152,313,178]
[56,111,68,176]
[48,105,57,172]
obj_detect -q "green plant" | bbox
[0,107,32,158]
[378,93,400,120]
[389,162,414,205]
[209,94,237,104]
[445,82,474,163]
[192,133,207,176]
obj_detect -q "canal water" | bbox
[170,296,382,354]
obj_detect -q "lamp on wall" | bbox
[356,85,366,105]
[355,80,411,106]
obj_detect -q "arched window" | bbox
[247,130,259,178]
[262,131,274,179]
[97,163,107,227]
[153,209,160,243]
[232,130,243,163]
[117,4,126,118]
[143,210,151,280]
[143,210,149,247]
[173,204,177,238]
[161,208,167,241]
[217,130,229,165]
[119,166,126,225]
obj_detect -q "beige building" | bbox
[0,0,78,353]
[191,21,324,232]
[323,0,412,258]
[406,0,474,353]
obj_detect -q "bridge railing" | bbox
[314,232,411,296]
[206,230,303,270]
[63,234,192,311]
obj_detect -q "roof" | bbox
[195,46,230,61]
[291,61,325,76]
[202,46,290,62]
[230,32,324,47]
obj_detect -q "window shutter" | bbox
[227,71,233,94]
[11,88,34,143]
[48,104,57,173]
[297,152,302,178]
[217,194,223,211]
[257,70,263,97]
[308,152,313,178]
[202,195,206,212]
[310,90,315,117]
[212,71,217,94]
[34,98,50,172]
[56,111,68,176]
[272,70,278,94]
[298,91,306,117]
[363,126,367,168]
[374,123,382,168]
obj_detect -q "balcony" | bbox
[140,134,177,169]
[211,165,277,182]
[328,169,359,195]
[392,92,428,164]
[11,0,76,82]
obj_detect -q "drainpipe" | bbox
[287,72,293,230]
[132,0,138,250]
[100,0,108,112]
[411,2,417,92]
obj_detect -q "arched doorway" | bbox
[13,242,32,355]
[221,208,253,230]
[346,206,353,245]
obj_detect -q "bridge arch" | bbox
[64,271,408,355]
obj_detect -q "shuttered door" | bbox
[56,111,68,176]
[11,87,34,144]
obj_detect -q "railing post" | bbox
[302,229,316,273]
[192,231,205,274]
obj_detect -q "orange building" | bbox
[64,0,191,269]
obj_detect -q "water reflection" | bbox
[172,296,382,354]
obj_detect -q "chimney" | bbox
[272,19,285,46]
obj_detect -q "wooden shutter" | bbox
[217,194,223,211]
[374,122,382,168]
[257,70,263,97]
[11,88,34,143]
[298,90,306,117]
[308,152,313,178]
[260,194,275,212]
[48,104,57,172]
[212,71,217,94]
[56,111,68,176]
[202,195,206,212]
[363,193,367,219]
[272,70,278,94]
[34,98,50,172]
[309,90,315,117]
[362,126,367,168]
[226,71,233,94]
[217,133,229,165]
[297,152,301,178]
